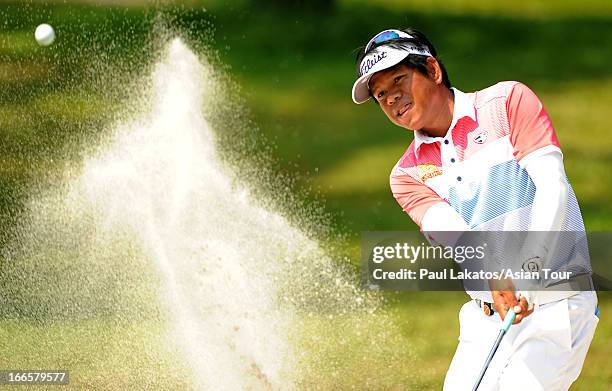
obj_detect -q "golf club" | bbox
[472,308,516,391]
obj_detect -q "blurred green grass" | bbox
[1,0,611,389]
[340,0,612,19]
[0,319,195,390]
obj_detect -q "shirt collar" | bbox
[413,87,476,156]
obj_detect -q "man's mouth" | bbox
[397,102,413,117]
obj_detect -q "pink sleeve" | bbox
[507,83,560,162]
[390,173,445,228]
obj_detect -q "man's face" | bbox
[369,64,437,131]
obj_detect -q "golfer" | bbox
[351,28,599,390]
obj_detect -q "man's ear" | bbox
[426,57,443,85]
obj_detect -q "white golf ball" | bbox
[35,23,56,46]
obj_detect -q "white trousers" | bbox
[443,291,599,391]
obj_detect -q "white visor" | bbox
[352,44,432,104]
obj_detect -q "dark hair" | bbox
[355,28,451,102]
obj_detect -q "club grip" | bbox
[502,308,516,332]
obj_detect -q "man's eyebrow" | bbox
[370,75,387,91]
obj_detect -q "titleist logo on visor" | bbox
[360,51,387,76]
[359,45,433,77]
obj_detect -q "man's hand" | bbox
[489,278,534,324]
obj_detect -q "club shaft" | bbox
[472,330,505,391]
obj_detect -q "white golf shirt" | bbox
[389,82,592,302]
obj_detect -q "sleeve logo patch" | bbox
[417,163,443,182]
[474,130,489,144]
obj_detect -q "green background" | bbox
[0,0,610,389]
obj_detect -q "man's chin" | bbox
[395,119,415,130]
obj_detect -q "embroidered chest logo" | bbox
[417,163,443,183]
[474,130,489,144]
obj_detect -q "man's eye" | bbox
[377,91,385,99]
[394,75,403,83]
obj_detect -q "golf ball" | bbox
[35,23,56,46]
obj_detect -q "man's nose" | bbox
[386,87,401,105]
